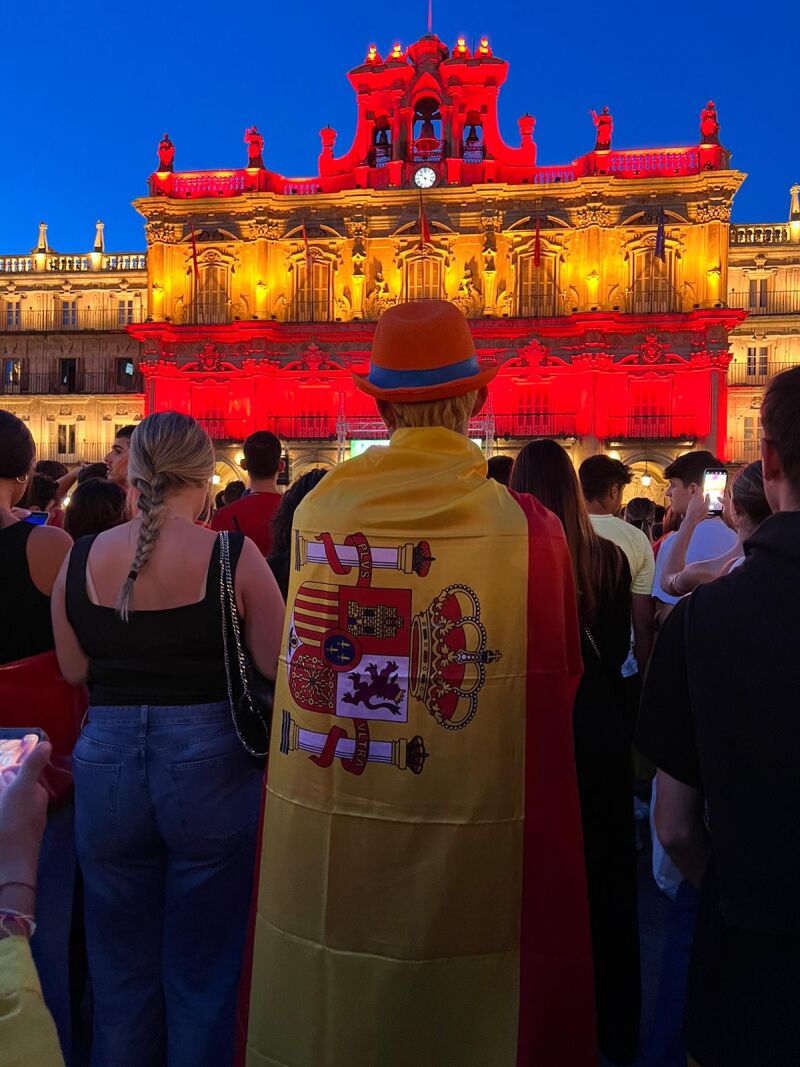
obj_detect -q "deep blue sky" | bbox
[4,0,795,254]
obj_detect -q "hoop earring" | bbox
[15,474,29,484]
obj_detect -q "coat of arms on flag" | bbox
[280,530,501,776]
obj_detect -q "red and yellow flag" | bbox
[238,428,595,1066]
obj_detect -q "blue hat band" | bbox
[368,355,481,390]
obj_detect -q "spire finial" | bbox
[427,0,432,35]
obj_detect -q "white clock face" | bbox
[414,166,437,189]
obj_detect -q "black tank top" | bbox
[0,522,55,665]
[65,532,245,706]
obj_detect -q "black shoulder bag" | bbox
[218,531,274,758]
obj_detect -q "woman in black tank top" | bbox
[50,412,285,1067]
[0,410,72,664]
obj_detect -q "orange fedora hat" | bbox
[353,299,499,403]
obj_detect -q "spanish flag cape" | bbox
[238,428,595,1066]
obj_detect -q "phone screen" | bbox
[24,512,49,526]
[0,733,41,791]
[703,469,728,515]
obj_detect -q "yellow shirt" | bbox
[0,936,64,1067]
[589,513,655,596]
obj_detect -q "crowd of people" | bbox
[1,296,798,1067]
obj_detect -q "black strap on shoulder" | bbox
[226,530,247,575]
[65,534,100,622]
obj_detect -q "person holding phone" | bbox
[0,734,64,1067]
[659,462,771,598]
[651,451,737,623]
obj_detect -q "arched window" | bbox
[405,257,442,301]
[516,255,558,317]
[629,248,676,314]
[292,258,332,322]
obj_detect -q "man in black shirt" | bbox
[637,367,800,1067]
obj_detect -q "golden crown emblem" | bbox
[410,584,501,730]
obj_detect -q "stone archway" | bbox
[623,460,668,507]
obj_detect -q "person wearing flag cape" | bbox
[237,299,597,1066]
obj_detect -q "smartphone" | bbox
[702,468,728,515]
[23,512,49,526]
[0,729,48,792]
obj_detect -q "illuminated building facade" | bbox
[0,222,147,461]
[131,33,747,492]
[726,186,800,467]
[1,33,798,497]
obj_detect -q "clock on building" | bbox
[413,166,437,189]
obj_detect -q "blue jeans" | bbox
[73,702,263,1067]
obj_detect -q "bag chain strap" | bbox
[219,532,268,756]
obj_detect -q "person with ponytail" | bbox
[50,411,285,1067]
[510,440,640,1065]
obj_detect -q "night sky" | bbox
[4,0,795,254]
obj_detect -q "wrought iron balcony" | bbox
[607,415,697,441]
[0,370,144,396]
[727,439,762,464]
[0,307,145,332]
[493,412,577,438]
[728,291,800,316]
[34,441,111,463]
[625,287,683,315]
[284,299,334,324]
[727,361,797,387]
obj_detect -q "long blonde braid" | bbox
[115,411,216,621]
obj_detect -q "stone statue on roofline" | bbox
[244,126,265,169]
[157,133,175,172]
[591,107,613,150]
[699,101,720,145]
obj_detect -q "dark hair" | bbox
[0,409,36,480]
[510,440,625,625]
[761,366,800,492]
[28,473,58,511]
[578,454,633,501]
[35,459,68,480]
[243,430,282,480]
[223,479,246,505]
[624,496,656,539]
[214,490,226,510]
[486,455,513,486]
[77,462,110,484]
[267,469,328,598]
[115,424,136,441]
[730,461,771,528]
[663,450,724,488]
[64,479,126,540]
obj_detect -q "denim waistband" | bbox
[88,700,230,727]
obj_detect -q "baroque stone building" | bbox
[1,32,799,498]
[0,222,146,461]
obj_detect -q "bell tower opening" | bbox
[413,98,443,163]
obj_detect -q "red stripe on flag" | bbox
[508,489,596,1067]
[419,191,431,249]
[533,216,542,268]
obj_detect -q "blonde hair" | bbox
[384,390,478,433]
[116,411,215,621]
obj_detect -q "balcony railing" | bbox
[516,289,561,318]
[0,370,144,396]
[0,253,145,274]
[727,361,797,387]
[728,291,800,316]
[34,441,110,463]
[284,299,334,324]
[607,415,697,441]
[410,137,444,164]
[729,225,792,246]
[626,287,683,315]
[493,412,577,438]
[728,439,761,464]
[179,300,232,326]
[0,307,145,332]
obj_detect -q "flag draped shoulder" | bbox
[238,428,595,1067]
